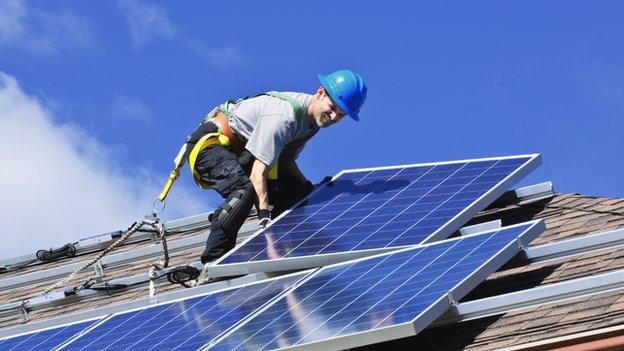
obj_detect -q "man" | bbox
[186,69,367,266]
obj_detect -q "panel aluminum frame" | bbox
[54,270,313,351]
[0,271,273,339]
[436,267,624,326]
[5,223,623,340]
[209,154,541,278]
[205,220,545,351]
[0,316,104,351]
[524,227,624,264]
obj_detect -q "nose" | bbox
[330,110,344,121]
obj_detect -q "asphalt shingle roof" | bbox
[1,192,624,350]
[354,193,624,350]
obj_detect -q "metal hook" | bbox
[152,198,166,216]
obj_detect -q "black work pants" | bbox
[196,144,253,264]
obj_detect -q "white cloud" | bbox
[0,0,96,55]
[0,0,25,41]
[117,0,176,50]
[117,0,248,66]
[0,72,213,259]
[111,94,152,122]
[184,38,248,67]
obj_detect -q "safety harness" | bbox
[157,92,304,202]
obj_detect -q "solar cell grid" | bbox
[0,319,99,351]
[213,155,539,277]
[57,273,306,351]
[207,220,544,351]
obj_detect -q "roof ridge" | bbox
[554,192,624,202]
[529,203,624,217]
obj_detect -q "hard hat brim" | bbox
[318,74,360,121]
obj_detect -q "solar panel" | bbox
[207,220,545,351]
[210,154,541,277]
[0,318,101,351]
[57,272,308,351]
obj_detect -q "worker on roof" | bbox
[178,69,367,271]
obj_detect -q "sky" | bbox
[0,0,623,259]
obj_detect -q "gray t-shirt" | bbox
[227,92,319,166]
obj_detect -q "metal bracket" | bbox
[18,304,28,324]
[447,292,457,305]
[93,260,105,280]
[517,240,525,250]
[459,220,502,236]
[486,181,555,209]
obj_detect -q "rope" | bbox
[147,220,170,297]
[40,214,170,296]
[40,220,144,295]
[166,266,200,288]
[156,221,170,267]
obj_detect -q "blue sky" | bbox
[1,1,623,257]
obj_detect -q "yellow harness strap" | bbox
[188,133,231,189]
[268,163,278,180]
[157,91,296,201]
[157,143,188,202]
[157,170,180,202]
[157,132,230,202]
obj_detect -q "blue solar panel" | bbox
[207,220,544,351]
[58,273,307,351]
[211,155,540,277]
[0,319,100,351]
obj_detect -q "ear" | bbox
[315,86,325,98]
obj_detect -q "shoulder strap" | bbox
[218,92,305,130]
[219,98,244,117]
[263,91,305,130]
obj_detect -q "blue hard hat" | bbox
[317,69,367,121]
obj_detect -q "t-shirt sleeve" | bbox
[245,114,295,166]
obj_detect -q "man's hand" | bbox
[319,176,333,185]
[258,209,272,228]
[313,176,333,191]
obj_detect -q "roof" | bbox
[1,190,624,350]
[355,193,624,350]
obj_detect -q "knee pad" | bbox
[216,184,255,235]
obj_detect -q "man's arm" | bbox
[249,158,271,211]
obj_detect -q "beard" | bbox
[315,113,330,128]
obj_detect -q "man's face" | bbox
[313,87,346,128]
